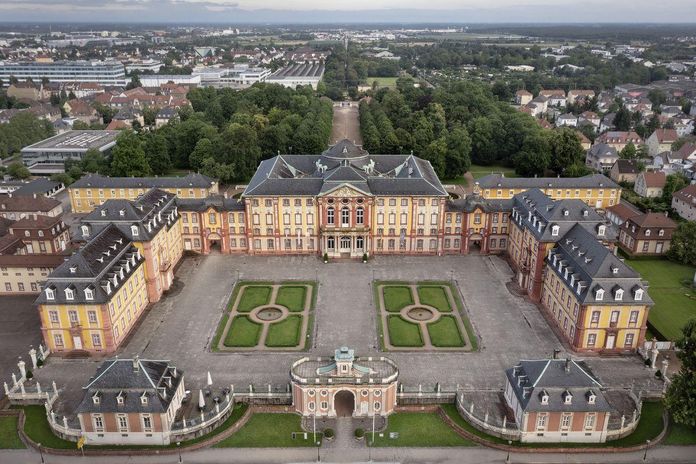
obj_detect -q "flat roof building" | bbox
[0,60,126,86]
[21,130,120,174]
[267,62,325,90]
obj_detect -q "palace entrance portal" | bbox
[334,390,355,417]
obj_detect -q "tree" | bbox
[6,161,30,179]
[620,142,637,160]
[143,106,158,127]
[648,89,667,109]
[444,127,472,178]
[50,172,74,186]
[80,148,109,174]
[614,105,632,131]
[665,319,696,427]
[189,138,216,170]
[110,131,151,177]
[143,133,171,175]
[549,128,585,176]
[662,173,689,203]
[126,74,141,90]
[513,132,551,177]
[668,222,696,267]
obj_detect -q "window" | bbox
[645,229,651,237]
[536,414,547,429]
[142,415,152,430]
[551,225,560,236]
[85,288,94,301]
[629,310,639,324]
[587,333,597,347]
[327,207,335,225]
[93,415,104,431]
[584,414,596,429]
[356,236,364,249]
[341,207,350,226]
[561,414,572,429]
[118,415,128,432]
[615,289,624,301]
[68,311,78,324]
[92,334,101,347]
[356,207,364,225]
[88,311,97,324]
[327,237,335,249]
[53,333,64,347]
[49,311,59,324]
[595,289,604,301]
[624,333,635,347]
[591,311,600,324]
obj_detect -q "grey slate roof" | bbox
[243,140,447,198]
[505,359,612,413]
[76,358,183,414]
[71,173,215,189]
[446,194,513,213]
[35,224,144,305]
[547,224,652,306]
[588,143,618,158]
[12,178,62,196]
[176,195,245,212]
[80,188,180,242]
[477,173,619,190]
[510,189,616,243]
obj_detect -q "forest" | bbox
[359,77,589,180]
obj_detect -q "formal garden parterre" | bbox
[213,281,316,351]
[374,281,477,351]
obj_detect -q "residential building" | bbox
[7,215,70,254]
[567,90,595,104]
[609,159,640,184]
[542,225,651,353]
[155,107,179,128]
[79,189,183,303]
[595,132,642,152]
[618,212,676,256]
[671,184,696,221]
[507,189,615,301]
[556,113,578,127]
[69,173,218,214]
[21,130,119,175]
[443,195,512,255]
[0,178,63,197]
[0,254,64,294]
[633,171,666,198]
[291,347,398,418]
[475,174,621,209]
[6,82,49,101]
[646,129,679,156]
[0,60,126,85]
[504,359,615,443]
[605,202,641,228]
[515,90,532,106]
[586,144,619,172]
[76,358,185,445]
[35,225,148,354]
[0,194,63,220]
[539,89,566,107]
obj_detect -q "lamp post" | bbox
[506,440,512,464]
[177,441,182,464]
[37,443,44,464]
[643,439,650,461]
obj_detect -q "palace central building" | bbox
[242,139,448,258]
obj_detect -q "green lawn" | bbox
[417,286,452,312]
[214,413,320,447]
[387,315,424,347]
[276,286,307,312]
[224,316,262,347]
[427,316,464,347]
[366,76,399,88]
[664,420,696,445]
[442,176,468,186]
[237,286,272,312]
[626,258,696,340]
[19,406,74,449]
[382,286,414,312]
[265,315,303,347]
[0,416,24,449]
[370,412,475,447]
[468,163,518,180]
[211,313,229,350]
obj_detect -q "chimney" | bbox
[565,358,571,373]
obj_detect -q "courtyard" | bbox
[30,253,662,416]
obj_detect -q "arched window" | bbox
[327,207,335,225]
[341,207,350,226]
[356,207,364,225]
[131,225,139,236]
[65,287,74,301]
[327,236,335,249]
[84,288,94,301]
[81,225,90,237]
[356,236,364,249]
[45,287,55,300]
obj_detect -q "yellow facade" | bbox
[70,185,216,214]
[481,187,620,209]
[39,265,148,354]
[132,216,183,303]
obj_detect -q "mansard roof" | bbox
[477,173,619,190]
[243,140,447,198]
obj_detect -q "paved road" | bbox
[0,295,43,397]
[330,103,363,145]
[33,254,661,414]
[1,444,694,464]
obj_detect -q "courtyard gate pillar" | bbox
[29,348,37,369]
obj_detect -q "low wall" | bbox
[397,393,456,405]
[455,394,520,441]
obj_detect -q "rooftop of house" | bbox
[650,128,678,143]
[672,184,696,205]
[613,159,640,174]
[477,173,620,191]
[628,212,677,229]
[0,194,61,213]
[20,130,119,152]
[639,171,667,188]
[71,173,215,189]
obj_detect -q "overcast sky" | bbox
[1,0,696,23]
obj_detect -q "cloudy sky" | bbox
[1,0,695,23]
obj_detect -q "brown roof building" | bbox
[0,253,65,294]
[0,194,63,220]
[7,214,70,254]
[671,184,696,221]
[618,212,677,256]
[633,172,666,198]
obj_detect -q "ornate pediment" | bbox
[320,184,371,198]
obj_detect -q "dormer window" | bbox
[540,390,549,405]
[64,287,74,301]
[658,229,664,236]
[615,289,624,301]
[588,391,596,405]
[551,225,560,236]
[634,288,644,301]
[117,392,125,405]
[100,210,106,217]
[92,393,100,405]
[84,288,94,301]
[645,229,651,237]
[45,287,55,300]
[563,209,569,216]
[140,394,148,405]
[119,210,125,217]
[598,225,606,237]
[595,288,604,301]
[611,266,618,275]
[582,209,589,217]
[81,225,89,237]
[69,266,77,274]
[131,225,139,236]
[564,391,573,404]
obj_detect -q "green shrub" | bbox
[323,428,334,439]
[354,428,365,438]
[25,370,33,380]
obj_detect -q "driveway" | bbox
[330,103,363,145]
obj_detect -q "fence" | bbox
[229,383,293,405]
[397,383,457,405]
[4,345,57,406]
[456,390,521,441]
[170,388,236,441]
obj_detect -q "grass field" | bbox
[468,163,518,179]
[366,76,399,88]
[664,421,696,445]
[369,412,475,447]
[382,286,414,312]
[387,315,424,347]
[626,258,696,340]
[224,316,262,347]
[427,316,465,347]
[237,286,272,312]
[275,286,306,312]
[265,315,302,347]
[0,416,24,449]
[214,413,320,447]
[417,286,452,312]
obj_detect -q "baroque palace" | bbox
[46,139,649,355]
